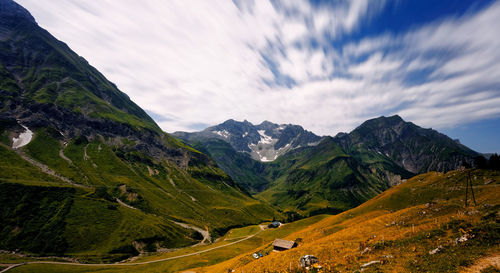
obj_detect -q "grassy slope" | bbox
[190,139,269,193]
[5,216,328,273]
[0,128,279,262]
[256,137,413,215]
[203,169,500,273]
[0,141,198,263]
[4,169,498,272]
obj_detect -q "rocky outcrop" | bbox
[334,115,478,173]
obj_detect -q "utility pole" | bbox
[468,170,477,206]
[464,169,477,207]
[465,171,469,207]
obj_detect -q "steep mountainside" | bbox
[188,138,269,192]
[174,119,322,162]
[0,0,278,262]
[256,137,413,215]
[334,115,479,173]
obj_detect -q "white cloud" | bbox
[14,0,500,137]
[348,52,402,79]
[344,0,370,31]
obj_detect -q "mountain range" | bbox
[0,0,484,265]
[174,119,322,162]
[175,116,479,215]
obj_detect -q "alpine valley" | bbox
[0,1,498,273]
[174,116,478,215]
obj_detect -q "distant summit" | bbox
[174,119,322,162]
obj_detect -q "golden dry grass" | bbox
[193,170,500,273]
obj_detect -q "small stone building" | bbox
[268,220,281,228]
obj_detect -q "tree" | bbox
[489,154,500,170]
[461,161,472,169]
[474,156,488,169]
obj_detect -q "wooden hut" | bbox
[272,239,296,251]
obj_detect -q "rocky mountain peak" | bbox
[258,120,277,127]
[174,119,322,162]
[358,115,404,129]
[335,115,478,173]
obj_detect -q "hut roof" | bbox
[272,239,295,249]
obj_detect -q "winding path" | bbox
[0,228,263,272]
[173,222,211,244]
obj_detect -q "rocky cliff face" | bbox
[334,115,478,173]
[174,119,322,162]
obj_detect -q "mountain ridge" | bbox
[173,119,323,162]
[334,115,479,173]
[175,115,479,215]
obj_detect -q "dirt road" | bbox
[173,221,211,244]
[0,228,263,272]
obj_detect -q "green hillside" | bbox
[0,121,278,262]
[189,138,269,193]
[185,132,414,216]
[179,131,415,217]
[256,137,413,215]
[0,0,278,262]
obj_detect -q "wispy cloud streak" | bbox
[15,0,500,135]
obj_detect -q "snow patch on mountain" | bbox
[307,141,322,146]
[212,130,230,138]
[247,135,295,162]
[257,130,273,144]
[12,125,33,149]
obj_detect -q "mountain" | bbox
[176,120,413,213]
[255,137,413,215]
[174,119,322,162]
[176,116,479,216]
[256,115,479,214]
[334,115,479,173]
[174,119,323,192]
[0,0,278,262]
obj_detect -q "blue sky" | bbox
[16,0,500,153]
